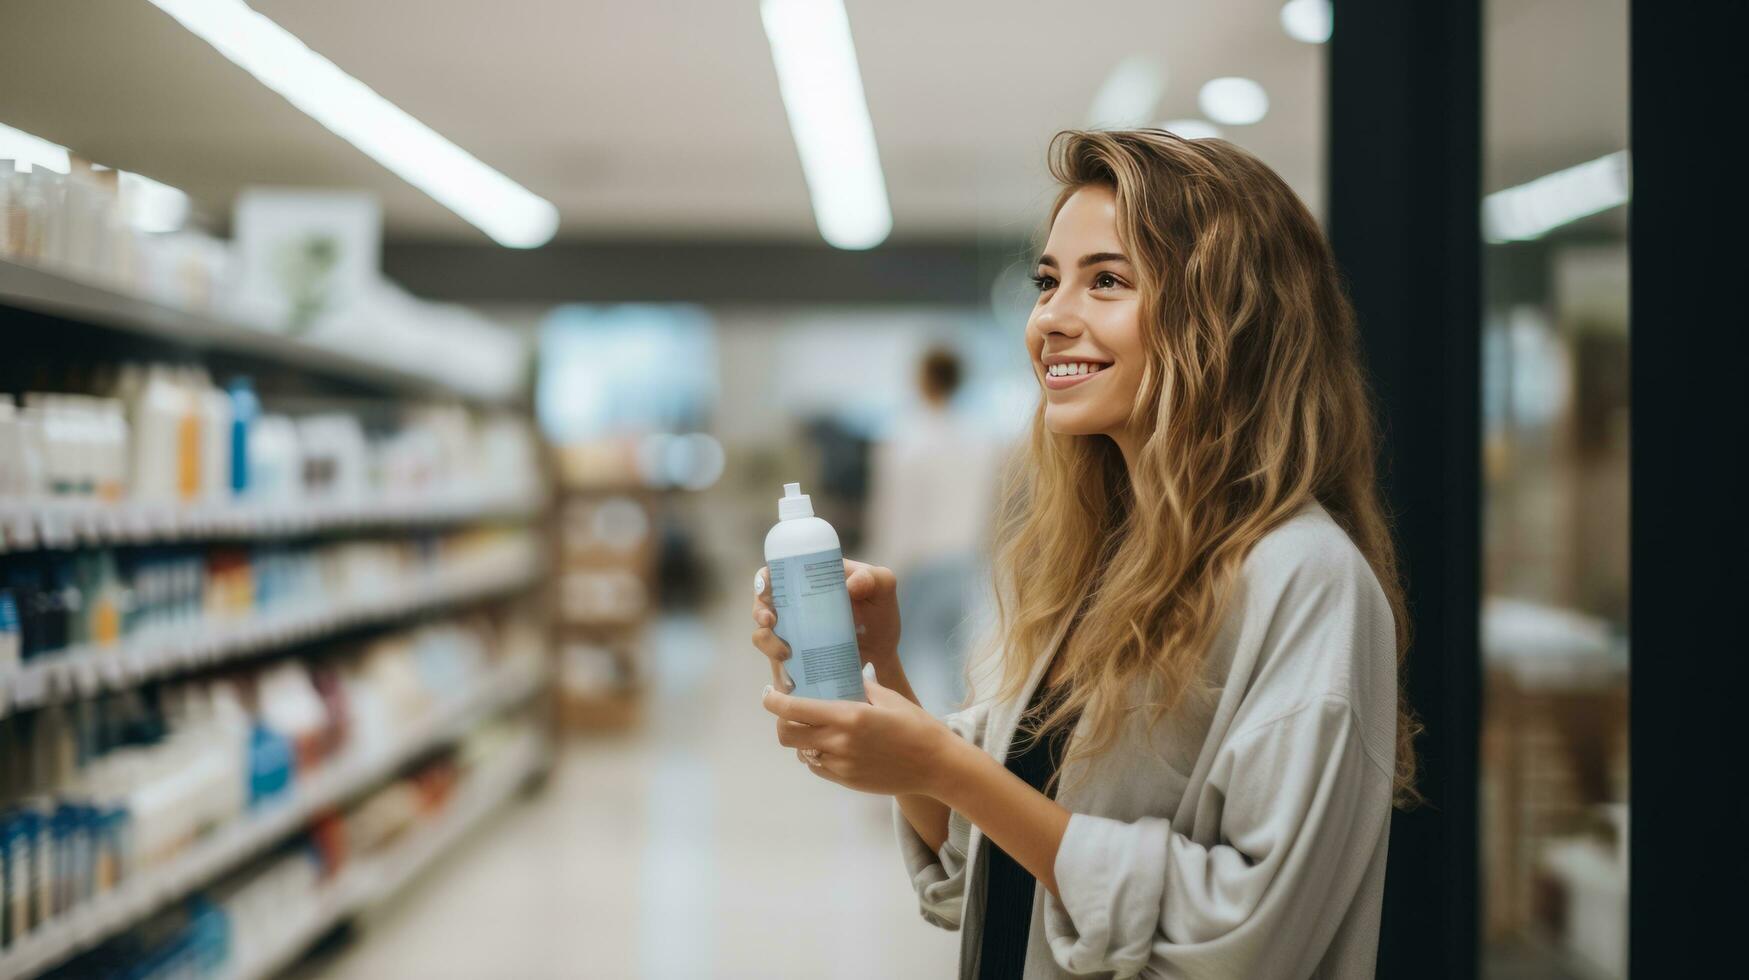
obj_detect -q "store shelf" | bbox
[0,490,543,554]
[224,731,549,980]
[0,258,515,407]
[0,540,543,716]
[0,657,548,980]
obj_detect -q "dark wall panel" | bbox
[1629,2,1749,974]
[1328,1,1482,976]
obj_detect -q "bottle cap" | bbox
[778,482,814,520]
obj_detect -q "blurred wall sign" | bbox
[232,188,381,333]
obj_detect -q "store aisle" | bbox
[296,603,961,980]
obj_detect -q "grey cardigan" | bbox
[894,503,1397,979]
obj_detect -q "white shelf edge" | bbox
[0,491,544,554]
[224,732,549,980]
[0,658,549,980]
[0,257,520,408]
[0,543,544,716]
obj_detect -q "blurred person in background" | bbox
[751,129,1418,978]
[866,345,1001,717]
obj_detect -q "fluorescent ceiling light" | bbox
[1483,151,1630,243]
[2,121,190,233]
[146,0,558,248]
[0,121,72,173]
[1089,57,1166,129]
[1280,0,1333,44]
[1160,118,1223,141]
[761,0,891,250]
[1198,77,1269,125]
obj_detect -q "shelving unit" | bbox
[223,730,549,980]
[0,258,514,407]
[0,489,542,554]
[551,462,656,731]
[0,657,547,980]
[0,536,542,716]
[1,254,555,980]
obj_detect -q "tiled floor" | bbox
[296,607,961,979]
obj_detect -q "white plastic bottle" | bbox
[763,483,865,701]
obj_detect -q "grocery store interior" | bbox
[0,1,1739,978]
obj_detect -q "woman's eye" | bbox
[1030,274,1058,293]
[1092,271,1125,289]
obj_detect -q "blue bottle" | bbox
[248,724,294,806]
[227,377,258,496]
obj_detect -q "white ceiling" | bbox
[0,0,1324,243]
[0,0,1624,245]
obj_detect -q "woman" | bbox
[750,129,1417,979]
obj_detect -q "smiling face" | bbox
[1025,184,1148,451]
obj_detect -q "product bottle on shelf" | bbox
[128,366,188,504]
[226,377,257,497]
[15,403,47,502]
[246,415,300,503]
[0,397,22,499]
[1,587,20,675]
[174,368,204,503]
[199,378,232,504]
[96,397,130,502]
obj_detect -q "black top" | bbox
[977,680,1077,980]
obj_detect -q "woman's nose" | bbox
[1035,303,1086,338]
[1028,309,1084,341]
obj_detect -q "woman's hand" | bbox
[749,558,905,693]
[762,663,965,798]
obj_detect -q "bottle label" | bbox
[768,548,865,701]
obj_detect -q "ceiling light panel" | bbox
[1280,0,1333,44]
[761,0,892,250]
[1198,77,1269,126]
[146,0,559,248]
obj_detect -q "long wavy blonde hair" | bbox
[986,129,1420,805]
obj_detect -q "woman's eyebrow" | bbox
[1077,251,1130,268]
[1037,254,1059,268]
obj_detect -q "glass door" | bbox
[1479,1,1629,976]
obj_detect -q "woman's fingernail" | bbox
[855,623,867,635]
[862,662,876,683]
[762,684,773,698]
[753,569,766,595]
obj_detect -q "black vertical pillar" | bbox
[1629,4,1749,974]
[1327,2,1482,977]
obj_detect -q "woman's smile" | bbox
[1041,360,1111,389]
